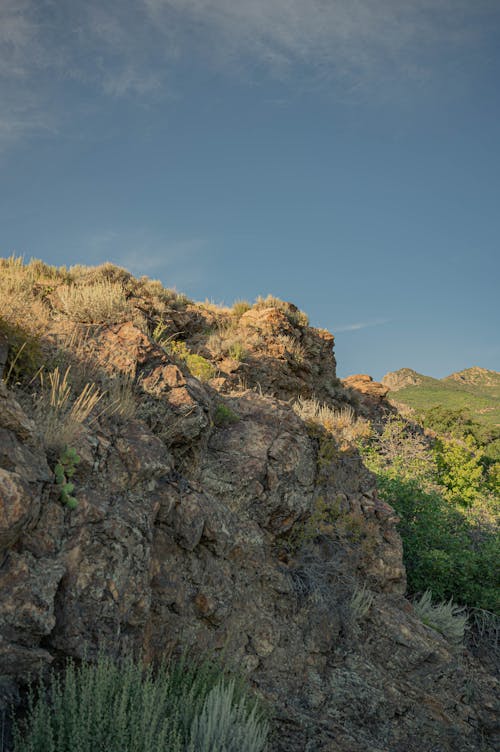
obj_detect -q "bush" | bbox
[166,341,216,382]
[373,473,499,613]
[189,679,268,752]
[13,654,269,752]
[413,590,468,650]
[56,282,131,324]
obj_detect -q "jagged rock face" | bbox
[0,319,499,751]
[381,368,424,391]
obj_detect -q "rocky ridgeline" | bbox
[0,262,498,751]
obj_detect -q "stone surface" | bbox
[0,308,497,752]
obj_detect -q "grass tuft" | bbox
[56,281,131,324]
[413,590,468,650]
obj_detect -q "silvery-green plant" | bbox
[188,679,268,752]
[414,590,468,650]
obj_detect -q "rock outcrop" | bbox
[0,265,498,751]
[382,368,425,392]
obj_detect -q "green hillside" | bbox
[383,368,500,426]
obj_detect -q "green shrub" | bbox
[214,403,240,426]
[185,353,215,381]
[372,473,499,613]
[165,340,216,381]
[13,654,269,752]
[413,590,468,650]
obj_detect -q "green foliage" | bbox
[227,340,248,362]
[421,406,500,463]
[362,417,500,613]
[13,654,269,752]
[185,353,215,382]
[0,318,42,385]
[371,472,499,613]
[165,340,216,382]
[413,590,468,650]
[434,437,484,505]
[214,403,240,426]
[54,447,81,509]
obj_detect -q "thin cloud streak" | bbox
[334,318,391,333]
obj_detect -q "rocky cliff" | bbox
[0,260,498,751]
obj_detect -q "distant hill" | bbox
[382,367,500,426]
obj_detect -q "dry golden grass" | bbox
[293,397,371,447]
[253,295,309,327]
[37,366,105,452]
[277,334,307,365]
[55,281,131,324]
[106,375,137,419]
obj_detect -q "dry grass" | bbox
[205,328,249,361]
[106,374,137,419]
[350,583,374,621]
[253,295,309,327]
[277,334,307,366]
[293,397,371,447]
[231,300,251,318]
[56,281,131,324]
[37,366,105,452]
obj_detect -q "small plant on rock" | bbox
[214,403,240,426]
[54,447,80,509]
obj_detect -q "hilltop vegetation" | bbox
[382,366,500,426]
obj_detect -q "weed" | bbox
[228,340,248,361]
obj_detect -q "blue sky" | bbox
[1,1,499,379]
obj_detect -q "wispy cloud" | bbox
[0,1,498,149]
[334,318,391,333]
